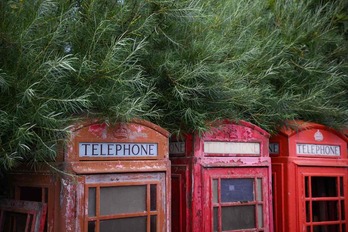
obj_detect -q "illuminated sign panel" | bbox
[204,142,260,155]
[79,143,158,157]
[269,143,279,155]
[169,142,185,154]
[296,143,340,156]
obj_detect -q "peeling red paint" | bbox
[88,123,107,138]
[170,120,273,232]
[8,119,170,232]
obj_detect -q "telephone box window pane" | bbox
[44,188,48,203]
[150,184,157,211]
[19,187,42,202]
[311,177,337,197]
[213,179,218,203]
[257,205,263,228]
[213,207,218,232]
[88,221,95,232]
[256,178,262,201]
[222,205,255,230]
[3,211,31,231]
[312,201,338,221]
[305,177,309,198]
[342,224,346,232]
[306,201,310,222]
[88,188,96,217]
[313,224,339,232]
[342,201,345,220]
[100,185,146,215]
[221,179,254,202]
[340,177,344,197]
[150,215,157,232]
[100,217,146,232]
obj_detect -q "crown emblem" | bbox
[314,130,323,141]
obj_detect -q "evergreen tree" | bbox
[0,0,347,172]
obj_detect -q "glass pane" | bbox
[3,211,31,231]
[19,186,42,202]
[150,215,157,232]
[221,179,254,202]
[88,188,96,217]
[150,184,157,211]
[100,217,146,232]
[313,224,339,232]
[307,226,311,232]
[256,178,262,201]
[257,204,263,228]
[305,177,309,197]
[213,179,218,203]
[88,221,95,232]
[312,201,338,221]
[341,177,344,197]
[342,224,346,232]
[44,188,48,203]
[306,201,310,222]
[213,207,218,232]
[100,185,146,215]
[311,177,337,197]
[342,200,345,220]
[222,205,255,230]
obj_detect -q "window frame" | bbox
[84,173,165,232]
[303,173,347,232]
[204,168,270,232]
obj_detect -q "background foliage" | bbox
[0,0,347,172]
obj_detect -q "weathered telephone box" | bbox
[270,121,348,232]
[7,119,171,232]
[170,120,273,232]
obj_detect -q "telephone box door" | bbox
[203,167,271,232]
[298,167,348,232]
[84,172,166,232]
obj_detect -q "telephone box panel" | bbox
[6,119,171,232]
[203,167,271,232]
[8,173,60,232]
[83,172,166,232]
[270,120,348,232]
[298,167,348,232]
[170,120,273,232]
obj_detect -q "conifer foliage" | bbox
[0,0,347,172]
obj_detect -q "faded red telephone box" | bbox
[170,120,273,232]
[270,121,348,232]
[7,119,171,232]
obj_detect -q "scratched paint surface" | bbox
[65,119,169,162]
[170,120,273,232]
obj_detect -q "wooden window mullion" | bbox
[147,184,150,232]
[218,178,222,232]
[96,186,100,232]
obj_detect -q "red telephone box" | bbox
[170,120,273,232]
[7,119,171,232]
[270,120,348,232]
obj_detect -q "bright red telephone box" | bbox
[270,121,348,232]
[7,119,171,232]
[170,120,273,232]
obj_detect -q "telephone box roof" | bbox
[276,120,347,142]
